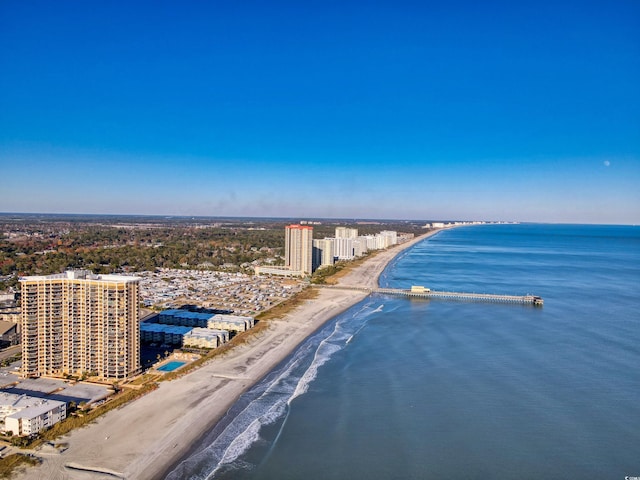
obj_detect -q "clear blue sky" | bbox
[1,1,639,224]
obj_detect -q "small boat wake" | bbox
[165,297,384,480]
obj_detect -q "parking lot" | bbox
[0,360,111,406]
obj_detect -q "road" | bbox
[0,345,20,361]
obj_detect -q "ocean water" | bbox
[167,224,640,480]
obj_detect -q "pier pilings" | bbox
[314,285,543,306]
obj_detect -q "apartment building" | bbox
[334,237,356,260]
[313,238,335,270]
[285,224,313,275]
[1,392,67,436]
[20,270,140,380]
[335,227,358,239]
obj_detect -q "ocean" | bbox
[167,224,640,480]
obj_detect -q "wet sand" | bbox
[15,230,439,480]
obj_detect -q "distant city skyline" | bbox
[1,1,638,224]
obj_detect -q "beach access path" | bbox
[14,229,440,480]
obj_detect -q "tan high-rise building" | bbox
[20,270,140,380]
[285,224,313,275]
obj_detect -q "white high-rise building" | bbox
[335,227,358,239]
[313,238,335,270]
[285,225,314,275]
[334,237,356,260]
[380,230,398,247]
[20,270,140,380]
[353,237,368,257]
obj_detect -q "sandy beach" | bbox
[14,230,439,480]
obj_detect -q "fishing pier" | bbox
[316,285,544,306]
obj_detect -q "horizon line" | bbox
[0,212,637,227]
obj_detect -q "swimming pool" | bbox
[157,361,186,372]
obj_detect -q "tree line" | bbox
[0,215,425,289]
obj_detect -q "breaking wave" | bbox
[166,297,382,480]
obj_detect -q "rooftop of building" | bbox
[139,323,193,335]
[286,224,313,230]
[0,392,66,420]
[19,270,140,283]
[0,320,17,336]
[185,327,228,339]
[159,309,214,320]
[209,314,252,324]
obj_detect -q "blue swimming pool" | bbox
[157,361,186,372]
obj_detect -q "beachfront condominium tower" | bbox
[335,227,358,239]
[313,238,335,270]
[20,270,141,380]
[285,224,314,275]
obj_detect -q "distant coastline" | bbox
[159,228,443,479]
[14,228,445,480]
[155,229,443,480]
[0,211,501,224]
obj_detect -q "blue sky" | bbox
[1,1,638,224]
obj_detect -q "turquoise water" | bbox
[167,224,640,480]
[158,361,186,372]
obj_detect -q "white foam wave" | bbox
[343,303,383,346]
[210,401,287,479]
[289,340,341,403]
[289,301,384,402]
[169,297,384,479]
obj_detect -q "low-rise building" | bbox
[158,309,211,328]
[0,320,18,347]
[254,265,306,277]
[0,292,16,304]
[139,323,192,345]
[0,309,20,323]
[0,392,66,436]
[207,314,255,332]
[182,328,228,349]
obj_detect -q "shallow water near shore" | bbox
[168,224,640,480]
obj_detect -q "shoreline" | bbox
[15,229,442,480]
[160,229,444,478]
[158,290,368,479]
